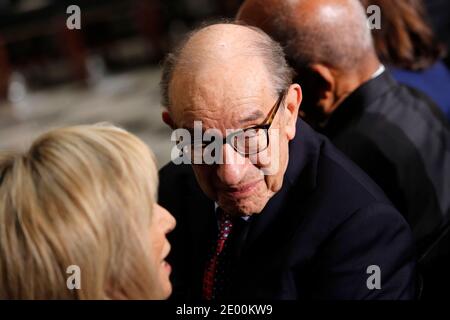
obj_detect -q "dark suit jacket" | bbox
[159,119,416,300]
[320,71,450,254]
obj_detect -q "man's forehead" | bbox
[175,97,268,131]
[169,66,274,128]
[170,46,271,95]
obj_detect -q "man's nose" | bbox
[216,144,247,186]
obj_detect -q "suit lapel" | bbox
[240,120,320,256]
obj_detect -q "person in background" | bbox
[238,0,450,258]
[0,124,175,299]
[361,0,450,121]
[238,0,450,299]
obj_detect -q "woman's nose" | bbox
[162,207,176,234]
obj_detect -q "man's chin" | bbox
[218,198,268,217]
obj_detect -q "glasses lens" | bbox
[232,128,268,155]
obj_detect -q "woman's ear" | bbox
[284,84,302,140]
[162,111,175,129]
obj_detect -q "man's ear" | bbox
[284,84,302,140]
[308,63,335,114]
[162,110,175,129]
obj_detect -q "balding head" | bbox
[161,23,294,109]
[237,0,376,71]
[238,0,380,125]
[159,22,303,216]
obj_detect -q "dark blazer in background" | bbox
[391,61,450,121]
[321,71,450,251]
[159,120,416,300]
[319,71,450,298]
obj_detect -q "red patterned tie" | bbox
[202,209,234,300]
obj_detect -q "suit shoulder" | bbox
[317,139,393,206]
[288,136,399,239]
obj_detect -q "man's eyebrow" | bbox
[239,110,265,124]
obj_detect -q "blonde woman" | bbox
[0,124,175,299]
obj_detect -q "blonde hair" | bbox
[0,124,159,299]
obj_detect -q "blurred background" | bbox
[0,0,448,167]
[0,0,243,167]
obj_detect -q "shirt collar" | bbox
[215,202,251,221]
[371,64,386,79]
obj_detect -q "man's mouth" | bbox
[223,179,263,198]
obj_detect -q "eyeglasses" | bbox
[182,90,286,161]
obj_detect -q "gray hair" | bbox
[160,21,295,109]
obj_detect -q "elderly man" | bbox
[238,0,450,269]
[158,23,415,300]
